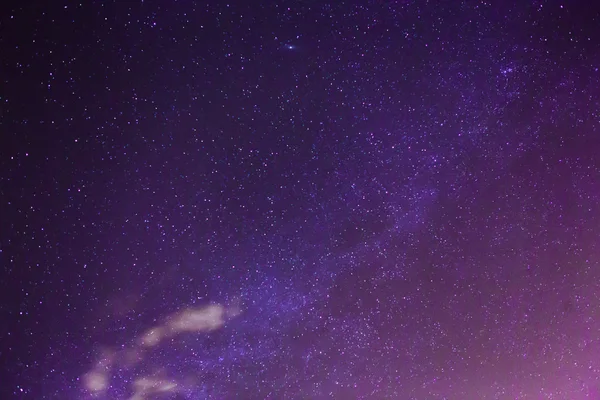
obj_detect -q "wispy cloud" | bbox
[82,302,239,399]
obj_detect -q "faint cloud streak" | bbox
[82,302,239,399]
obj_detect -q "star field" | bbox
[2,1,600,399]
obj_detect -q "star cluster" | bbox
[2,1,600,399]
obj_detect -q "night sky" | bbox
[2,1,600,399]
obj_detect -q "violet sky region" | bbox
[2,1,600,399]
